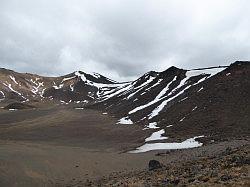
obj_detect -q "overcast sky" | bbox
[1,0,250,81]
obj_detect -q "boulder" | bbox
[148,160,162,171]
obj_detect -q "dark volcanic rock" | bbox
[4,102,36,110]
[148,160,162,171]
[92,143,250,186]
[153,61,250,142]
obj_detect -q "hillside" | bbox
[0,61,249,186]
[1,62,249,143]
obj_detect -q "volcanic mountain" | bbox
[0,61,249,186]
[0,61,249,144]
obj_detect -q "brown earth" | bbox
[0,105,150,187]
[0,105,249,186]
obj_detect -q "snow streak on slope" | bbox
[9,76,18,84]
[62,76,75,82]
[99,83,132,101]
[128,76,177,114]
[148,77,207,119]
[0,91,5,101]
[127,76,155,99]
[3,83,24,97]
[74,71,131,101]
[97,74,158,102]
[0,66,225,110]
[126,68,225,120]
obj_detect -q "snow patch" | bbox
[62,76,75,82]
[0,91,5,100]
[117,117,133,125]
[70,84,74,91]
[143,122,159,130]
[187,68,224,77]
[129,136,204,153]
[145,129,167,142]
[179,117,185,122]
[9,109,18,111]
[9,76,18,84]
[197,87,204,92]
[180,97,188,102]
[91,72,101,79]
[3,82,26,100]
[192,106,198,111]
[53,84,64,89]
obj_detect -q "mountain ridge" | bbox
[0,61,249,156]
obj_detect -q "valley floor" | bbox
[0,139,249,187]
[0,140,156,186]
[0,106,249,186]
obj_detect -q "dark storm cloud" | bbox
[1,0,250,81]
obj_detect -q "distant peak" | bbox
[168,66,180,70]
[160,66,186,76]
[0,68,14,73]
[76,70,84,74]
[74,70,117,84]
[232,61,250,66]
[144,71,159,77]
[226,61,250,72]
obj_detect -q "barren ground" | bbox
[0,105,249,186]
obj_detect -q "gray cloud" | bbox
[1,0,250,81]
